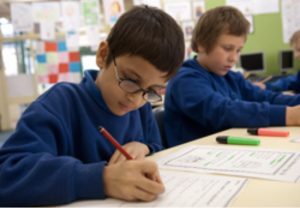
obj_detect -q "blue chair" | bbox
[152,106,167,148]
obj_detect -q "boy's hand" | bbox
[252,81,266,90]
[108,142,149,165]
[286,105,300,126]
[103,160,165,201]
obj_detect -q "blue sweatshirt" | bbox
[164,59,300,147]
[266,70,300,93]
[0,70,162,206]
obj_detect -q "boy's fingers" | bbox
[109,151,122,164]
[137,174,165,195]
[139,160,159,173]
[138,160,164,184]
[132,187,158,202]
[152,172,163,184]
[108,153,117,165]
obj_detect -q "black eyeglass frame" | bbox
[112,58,163,103]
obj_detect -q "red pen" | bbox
[98,126,133,160]
[247,128,289,137]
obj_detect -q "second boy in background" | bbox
[164,6,300,147]
[254,30,300,93]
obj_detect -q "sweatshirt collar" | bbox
[81,70,113,114]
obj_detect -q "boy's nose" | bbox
[229,53,238,63]
[126,92,145,108]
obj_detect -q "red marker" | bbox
[99,126,133,160]
[247,128,289,137]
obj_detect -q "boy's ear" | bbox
[197,45,206,54]
[96,41,109,69]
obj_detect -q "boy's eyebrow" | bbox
[125,68,142,80]
[151,84,166,89]
[123,68,166,88]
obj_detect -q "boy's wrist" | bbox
[146,144,154,156]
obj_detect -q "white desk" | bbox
[151,127,300,207]
[68,127,300,207]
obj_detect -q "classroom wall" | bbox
[2,0,299,77]
[205,0,300,75]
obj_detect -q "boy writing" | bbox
[0,6,185,206]
[164,6,300,147]
[253,30,300,93]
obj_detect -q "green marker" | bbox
[216,136,260,146]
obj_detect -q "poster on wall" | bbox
[31,2,60,40]
[281,0,300,43]
[10,3,33,33]
[35,40,82,93]
[164,0,192,21]
[133,0,161,8]
[81,0,101,26]
[103,0,125,26]
[226,0,254,15]
[227,0,279,15]
[61,1,81,31]
[182,21,194,40]
[40,22,55,40]
[66,31,80,51]
[192,0,205,20]
[253,0,279,15]
[31,2,60,23]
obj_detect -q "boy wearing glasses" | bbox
[0,6,184,206]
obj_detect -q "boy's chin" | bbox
[112,110,128,116]
[215,71,229,76]
[218,68,231,76]
[112,108,131,116]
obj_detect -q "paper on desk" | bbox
[157,145,300,183]
[291,137,300,143]
[74,170,246,207]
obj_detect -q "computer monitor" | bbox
[239,52,265,73]
[280,50,294,73]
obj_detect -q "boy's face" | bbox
[198,34,245,76]
[96,42,167,116]
[292,38,300,59]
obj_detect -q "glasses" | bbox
[113,58,163,103]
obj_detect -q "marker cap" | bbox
[247,128,258,135]
[216,136,229,144]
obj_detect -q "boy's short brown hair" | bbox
[106,6,185,78]
[191,6,250,53]
[290,30,300,45]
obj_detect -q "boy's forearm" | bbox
[286,106,300,126]
[0,156,106,206]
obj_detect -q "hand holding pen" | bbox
[99,126,150,164]
[99,126,165,201]
[99,126,133,160]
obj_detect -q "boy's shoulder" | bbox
[36,82,81,104]
[137,102,153,116]
[172,59,211,81]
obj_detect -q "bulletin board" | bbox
[205,0,300,75]
[35,40,81,84]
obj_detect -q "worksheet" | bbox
[69,170,247,207]
[157,145,300,182]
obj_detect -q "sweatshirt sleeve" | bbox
[170,72,288,133]
[265,75,297,92]
[0,102,106,206]
[237,73,300,106]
